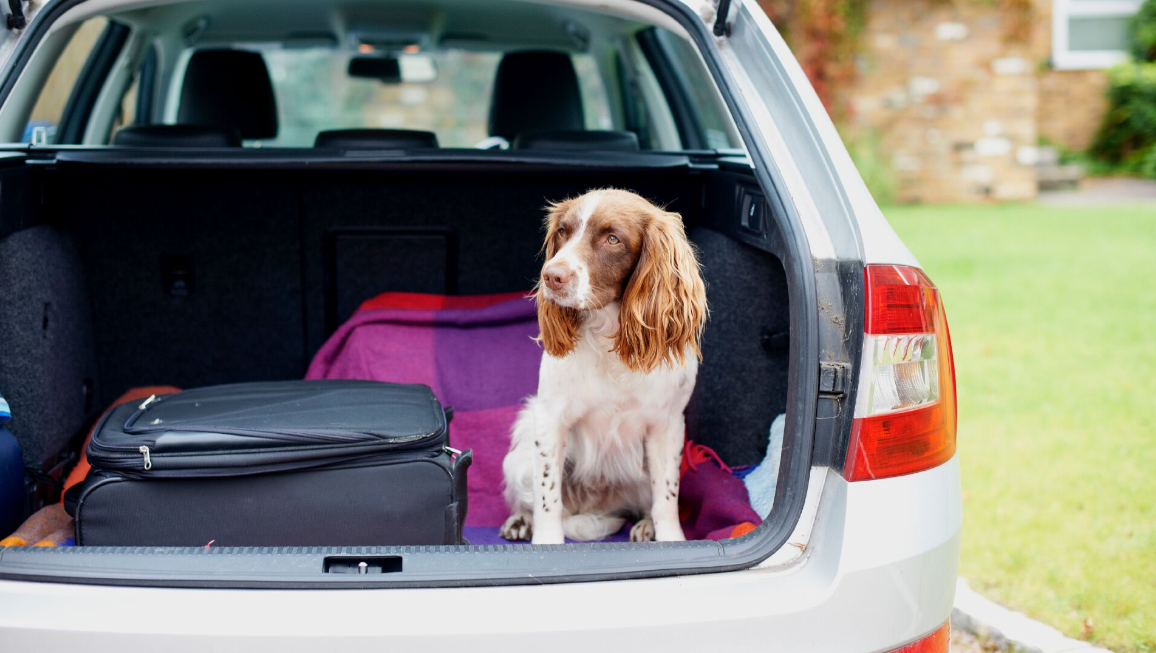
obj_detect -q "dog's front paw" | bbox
[629,517,655,542]
[500,513,533,541]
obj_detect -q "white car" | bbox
[0,0,960,651]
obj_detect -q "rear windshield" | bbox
[9,7,742,152]
[261,49,613,148]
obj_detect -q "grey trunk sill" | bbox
[0,523,786,589]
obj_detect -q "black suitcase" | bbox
[66,380,470,546]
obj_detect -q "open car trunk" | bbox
[0,148,812,585]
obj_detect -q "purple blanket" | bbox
[307,291,760,541]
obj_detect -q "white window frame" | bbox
[1053,0,1144,70]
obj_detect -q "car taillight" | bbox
[889,622,950,653]
[845,265,957,481]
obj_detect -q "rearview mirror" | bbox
[348,55,437,84]
[349,56,401,83]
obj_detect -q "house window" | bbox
[1053,0,1144,69]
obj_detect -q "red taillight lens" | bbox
[865,265,938,335]
[846,265,957,482]
[890,622,950,653]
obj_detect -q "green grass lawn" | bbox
[887,203,1156,653]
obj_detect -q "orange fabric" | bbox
[32,523,73,547]
[3,504,71,545]
[729,522,757,538]
[60,386,182,500]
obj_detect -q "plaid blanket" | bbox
[307,291,760,542]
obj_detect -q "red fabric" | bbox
[60,386,182,500]
[681,439,734,477]
[359,291,529,312]
[678,441,761,541]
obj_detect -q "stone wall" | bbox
[1030,0,1112,152]
[1037,69,1110,151]
[842,0,1039,203]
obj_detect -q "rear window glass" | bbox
[24,17,108,143]
[650,29,741,151]
[4,4,740,153]
[261,48,612,148]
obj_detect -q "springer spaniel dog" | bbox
[501,189,708,544]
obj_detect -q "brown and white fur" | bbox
[500,189,708,545]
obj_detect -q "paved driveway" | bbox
[1039,177,1156,206]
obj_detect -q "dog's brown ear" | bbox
[614,208,708,373]
[535,197,580,357]
[536,298,580,357]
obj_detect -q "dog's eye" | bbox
[607,234,620,245]
[557,227,566,236]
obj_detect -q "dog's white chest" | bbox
[536,328,697,488]
[542,330,695,420]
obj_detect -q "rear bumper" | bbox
[0,459,960,652]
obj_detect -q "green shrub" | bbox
[1131,0,1156,62]
[1142,145,1156,178]
[1091,63,1156,163]
[1090,0,1156,177]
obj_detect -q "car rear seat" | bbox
[113,124,240,147]
[487,51,640,151]
[314,129,439,149]
[114,49,277,147]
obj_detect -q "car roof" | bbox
[54,0,686,53]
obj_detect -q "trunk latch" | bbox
[819,362,849,396]
[324,556,403,574]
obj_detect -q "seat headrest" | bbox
[488,51,584,142]
[314,129,439,149]
[513,130,640,152]
[177,50,278,140]
[113,124,242,148]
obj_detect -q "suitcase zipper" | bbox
[121,393,441,445]
[91,437,445,474]
[93,446,445,478]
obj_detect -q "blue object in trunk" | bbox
[0,392,25,537]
